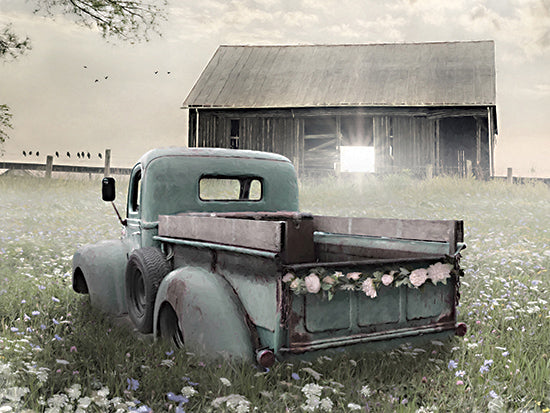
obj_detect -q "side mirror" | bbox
[102,177,116,202]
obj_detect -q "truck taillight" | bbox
[455,323,467,337]
[256,349,275,368]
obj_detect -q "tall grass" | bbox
[1,174,549,412]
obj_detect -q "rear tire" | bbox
[158,304,184,348]
[125,247,171,333]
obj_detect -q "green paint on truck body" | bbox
[73,147,465,364]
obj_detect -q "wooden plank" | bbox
[158,214,284,252]
[313,215,463,253]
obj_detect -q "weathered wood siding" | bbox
[189,108,492,176]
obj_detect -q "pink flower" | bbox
[304,273,321,294]
[361,278,377,298]
[322,276,335,285]
[427,262,452,283]
[410,268,428,287]
[282,272,295,283]
[381,273,394,286]
[456,380,464,385]
[346,272,361,281]
[70,346,77,353]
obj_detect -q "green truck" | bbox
[72,147,466,367]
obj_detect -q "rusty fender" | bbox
[153,267,256,362]
[72,239,131,316]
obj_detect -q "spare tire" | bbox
[125,247,171,333]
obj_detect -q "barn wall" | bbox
[189,107,493,177]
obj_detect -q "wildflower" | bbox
[52,318,59,325]
[322,276,335,285]
[319,397,333,411]
[410,268,428,287]
[56,359,70,365]
[127,378,140,391]
[381,273,394,286]
[301,367,322,380]
[52,296,60,302]
[282,272,295,283]
[181,386,197,398]
[489,390,498,398]
[66,384,81,400]
[70,346,77,352]
[361,278,377,298]
[302,383,323,398]
[455,370,466,377]
[304,273,321,294]
[167,392,188,403]
[10,327,18,332]
[220,377,232,387]
[360,385,372,398]
[32,311,40,316]
[347,403,361,411]
[427,262,452,283]
[53,334,62,341]
[166,350,174,356]
[456,380,464,385]
[291,372,300,380]
[346,272,361,281]
[290,278,302,291]
[447,360,458,370]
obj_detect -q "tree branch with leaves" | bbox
[33,0,167,41]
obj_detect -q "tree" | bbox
[33,0,167,42]
[0,0,166,150]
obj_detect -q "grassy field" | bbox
[0,174,549,412]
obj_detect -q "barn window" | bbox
[339,116,375,172]
[340,146,375,173]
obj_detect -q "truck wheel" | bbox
[125,247,171,333]
[158,304,184,348]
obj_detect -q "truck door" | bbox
[126,164,142,250]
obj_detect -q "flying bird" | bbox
[67,152,71,158]
[95,79,99,83]
[55,151,59,157]
[104,76,108,80]
[83,65,87,69]
[167,71,171,74]
[154,70,158,74]
[87,152,90,159]
[36,151,39,156]
[81,151,85,158]
[22,151,26,156]
[98,153,102,159]
[29,151,32,156]
[77,153,81,159]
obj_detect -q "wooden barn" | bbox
[183,41,497,177]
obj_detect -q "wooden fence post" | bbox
[507,167,513,184]
[104,149,111,177]
[466,160,472,178]
[426,164,433,179]
[45,155,53,179]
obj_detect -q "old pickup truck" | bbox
[72,147,466,367]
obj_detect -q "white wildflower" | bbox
[304,273,321,294]
[410,268,428,287]
[181,386,198,398]
[347,403,362,410]
[47,394,69,409]
[361,278,377,298]
[320,397,333,412]
[360,385,372,398]
[66,384,82,400]
[301,383,323,398]
[220,377,232,387]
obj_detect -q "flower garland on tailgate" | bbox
[283,262,457,301]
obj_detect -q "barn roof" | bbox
[183,41,496,109]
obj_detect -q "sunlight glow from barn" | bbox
[340,146,375,173]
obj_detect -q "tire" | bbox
[158,304,184,348]
[125,247,171,333]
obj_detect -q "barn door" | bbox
[303,117,338,174]
[438,117,477,176]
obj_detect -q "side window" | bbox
[128,166,142,215]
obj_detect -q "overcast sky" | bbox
[1,0,549,176]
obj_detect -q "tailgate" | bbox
[281,256,461,353]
